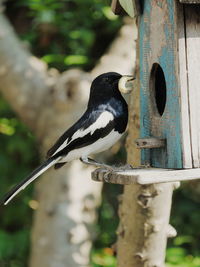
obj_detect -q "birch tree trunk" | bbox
[0,12,136,267]
[117,20,178,267]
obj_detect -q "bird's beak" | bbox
[118,75,135,94]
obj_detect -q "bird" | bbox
[2,72,134,205]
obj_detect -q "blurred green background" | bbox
[0,0,200,266]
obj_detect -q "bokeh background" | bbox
[0,1,200,267]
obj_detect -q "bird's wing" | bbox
[2,157,61,205]
[47,109,115,158]
[2,109,115,205]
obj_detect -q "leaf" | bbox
[64,55,88,65]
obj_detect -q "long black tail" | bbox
[2,157,60,205]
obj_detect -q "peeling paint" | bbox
[139,0,182,168]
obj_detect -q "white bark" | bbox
[0,12,136,267]
[31,161,101,267]
[117,183,177,267]
[30,69,102,267]
[0,14,50,130]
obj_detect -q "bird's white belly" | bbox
[59,130,122,163]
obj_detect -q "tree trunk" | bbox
[0,13,136,267]
[117,20,178,267]
[29,69,102,267]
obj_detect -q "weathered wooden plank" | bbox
[92,167,200,185]
[185,6,200,167]
[112,0,141,17]
[119,0,135,17]
[139,0,182,168]
[179,0,200,3]
[177,4,193,168]
[135,137,166,149]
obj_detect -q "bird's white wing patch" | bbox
[60,129,122,162]
[52,111,114,156]
[71,111,114,139]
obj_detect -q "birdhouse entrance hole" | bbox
[150,63,167,116]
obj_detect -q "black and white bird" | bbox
[2,72,134,205]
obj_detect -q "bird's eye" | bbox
[102,77,109,83]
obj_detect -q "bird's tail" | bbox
[2,157,61,205]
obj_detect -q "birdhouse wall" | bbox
[178,5,200,168]
[139,0,200,169]
[139,0,183,168]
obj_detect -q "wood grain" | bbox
[92,167,200,185]
[139,0,182,168]
[179,0,200,3]
[135,137,166,149]
[185,6,200,167]
[119,0,135,17]
[177,4,193,168]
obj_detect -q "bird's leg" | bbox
[80,156,115,170]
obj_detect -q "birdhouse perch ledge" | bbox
[92,167,200,185]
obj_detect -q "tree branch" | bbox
[0,13,54,130]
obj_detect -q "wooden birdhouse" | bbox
[92,0,200,185]
[113,0,200,169]
[137,0,200,169]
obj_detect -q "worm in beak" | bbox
[118,75,135,94]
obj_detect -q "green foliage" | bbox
[2,1,200,267]
[165,188,200,267]
[91,248,117,267]
[7,0,121,72]
[0,97,39,266]
[95,184,122,248]
[166,247,200,267]
[0,230,30,267]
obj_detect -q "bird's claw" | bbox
[80,157,115,171]
[80,157,134,172]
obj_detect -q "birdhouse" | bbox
[92,0,200,186]
[113,0,200,169]
[136,0,200,169]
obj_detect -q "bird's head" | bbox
[89,72,135,104]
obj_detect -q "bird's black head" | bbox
[92,72,122,92]
[92,72,122,89]
[88,72,123,106]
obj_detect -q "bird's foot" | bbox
[80,157,115,171]
[116,164,133,171]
